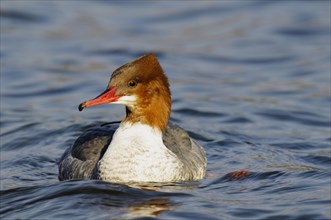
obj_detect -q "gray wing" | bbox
[58,123,118,181]
[163,122,207,180]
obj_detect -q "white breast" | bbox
[97,122,184,182]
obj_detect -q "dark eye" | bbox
[128,80,137,88]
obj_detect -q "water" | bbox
[1,1,330,219]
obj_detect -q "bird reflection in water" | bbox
[123,198,173,219]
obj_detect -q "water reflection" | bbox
[122,198,173,219]
[1,1,330,219]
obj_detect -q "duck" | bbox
[58,54,207,183]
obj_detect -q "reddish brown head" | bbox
[79,54,171,132]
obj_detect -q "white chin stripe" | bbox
[114,95,137,106]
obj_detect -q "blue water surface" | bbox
[1,1,330,220]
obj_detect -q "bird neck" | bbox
[124,87,171,132]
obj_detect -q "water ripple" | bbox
[0,181,191,219]
[0,9,46,23]
[173,108,225,117]
[256,109,330,127]
[1,1,330,219]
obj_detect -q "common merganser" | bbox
[58,54,207,183]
